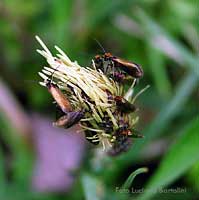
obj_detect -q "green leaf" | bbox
[50,0,73,45]
[137,117,199,200]
[122,167,148,189]
[87,0,136,29]
[136,9,199,76]
[146,43,171,98]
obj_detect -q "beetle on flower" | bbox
[36,36,147,155]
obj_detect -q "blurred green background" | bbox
[0,0,199,199]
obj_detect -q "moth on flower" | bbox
[36,36,145,155]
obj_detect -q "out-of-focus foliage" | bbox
[0,0,198,200]
[138,117,199,200]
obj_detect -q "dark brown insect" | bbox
[118,120,144,138]
[53,111,85,129]
[108,134,132,156]
[108,125,143,156]
[99,115,114,133]
[114,95,137,113]
[94,52,143,81]
[116,124,132,137]
[46,80,84,129]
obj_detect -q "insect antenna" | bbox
[47,63,62,84]
[93,38,106,54]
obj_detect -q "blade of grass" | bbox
[136,9,199,76]
[146,43,172,98]
[133,71,197,150]
[137,117,199,200]
[50,0,73,45]
[140,71,198,142]
[122,167,148,189]
[87,0,136,29]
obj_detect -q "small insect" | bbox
[117,124,144,138]
[94,52,143,81]
[99,115,114,133]
[108,125,143,156]
[116,122,131,136]
[93,40,143,80]
[46,82,72,113]
[108,134,132,156]
[45,67,84,129]
[114,95,137,113]
[53,110,85,129]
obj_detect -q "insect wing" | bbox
[113,57,143,78]
[115,96,136,113]
[53,111,84,129]
[47,82,72,113]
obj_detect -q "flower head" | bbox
[36,36,146,155]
